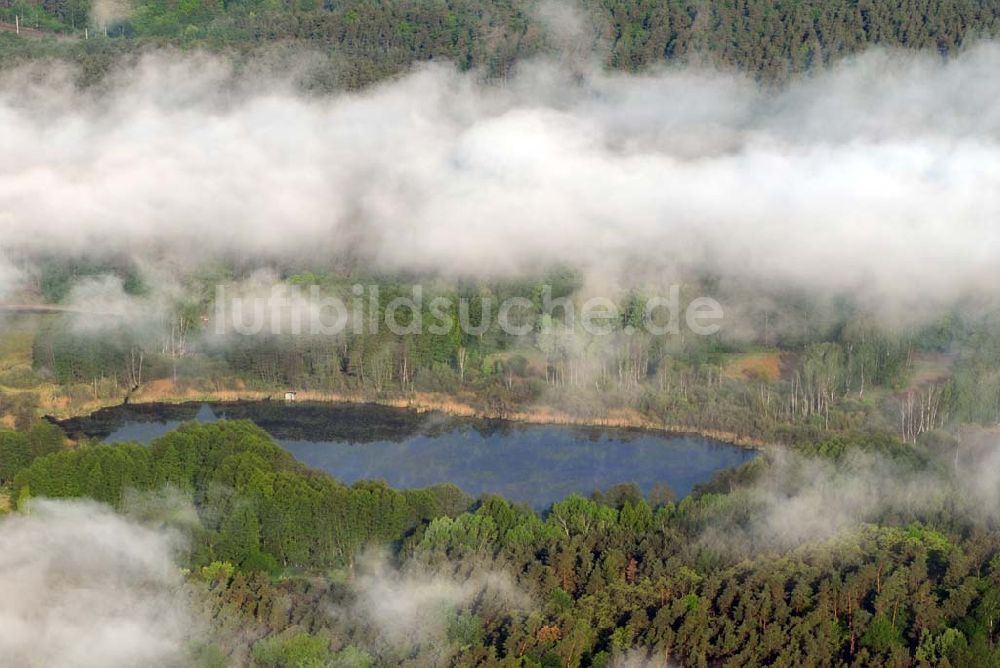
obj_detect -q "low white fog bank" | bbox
[0,499,194,668]
[1,45,999,315]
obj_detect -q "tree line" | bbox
[6,418,1000,665]
[4,0,1000,88]
[28,270,1000,446]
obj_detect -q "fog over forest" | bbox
[0,499,194,667]
[5,5,1000,663]
[2,45,1000,318]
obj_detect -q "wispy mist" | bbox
[699,430,1000,555]
[330,551,528,660]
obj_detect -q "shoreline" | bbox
[47,385,769,450]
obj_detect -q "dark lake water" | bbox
[58,402,756,509]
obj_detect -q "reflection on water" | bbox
[59,401,756,510]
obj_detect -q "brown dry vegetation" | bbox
[38,379,766,449]
[721,352,786,383]
[907,351,957,388]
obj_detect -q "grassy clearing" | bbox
[0,326,34,372]
[907,352,957,388]
[721,352,786,383]
[0,316,84,421]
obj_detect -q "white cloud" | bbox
[2,46,1000,317]
[0,499,195,668]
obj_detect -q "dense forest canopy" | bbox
[2,0,1000,87]
[2,419,1000,666]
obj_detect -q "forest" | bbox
[14,263,1000,448]
[3,0,1000,88]
[3,263,1000,665]
[3,417,1000,666]
[2,0,1000,666]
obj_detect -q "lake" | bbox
[58,401,756,509]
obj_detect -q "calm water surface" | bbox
[60,402,756,509]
